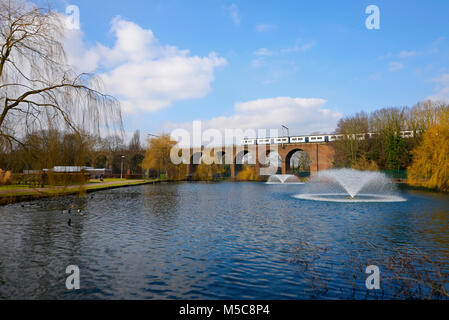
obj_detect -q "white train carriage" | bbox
[400,131,414,138]
[308,135,326,143]
[243,130,416,147]
[257,138,274,145]
[327,135,344,142]
[290,136,307,143]
[274,137,289,144]
[241,138,257,145]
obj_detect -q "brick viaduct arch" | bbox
[185,143,335,178]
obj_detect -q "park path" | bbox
[0,180,147,195]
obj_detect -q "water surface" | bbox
[0,182,448,299]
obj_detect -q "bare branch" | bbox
[0,0,123,150]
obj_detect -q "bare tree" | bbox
[128,130,142,153]
[0,0,122,151]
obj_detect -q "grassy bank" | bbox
[0,179,161,206]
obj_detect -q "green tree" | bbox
[333,112,369,167]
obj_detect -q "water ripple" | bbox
[0,183,448,299]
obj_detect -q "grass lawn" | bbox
[0,179,159,200]
[0,185,49,191]
[88,178,139,183]
[85,180,153,190]
[0,179,160,205]
[0,179,149,192]
[0,185,31,191]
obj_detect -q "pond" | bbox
[0,182,448,299]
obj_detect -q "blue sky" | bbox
[43,0,449,138]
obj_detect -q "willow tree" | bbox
[0,0,122,152]
[192,152,224,181]
[236,165,258,181]
[142,134,186,180]
[408,106,449,191]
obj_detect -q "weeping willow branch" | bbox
[0,0,123,150]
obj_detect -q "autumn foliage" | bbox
[351,156,379,171]
[142,134,186,180]
[236,165,258,181]
[408,108,449,191]
[192,162,224,181]
[0,169,11,185]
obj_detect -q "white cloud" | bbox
[251,48,273,69]
[166,97,342,138]
[250,58,265,68]
[399,50,417,58]
[225,4,241,25]
[254,48,273,57]
[255,24,278,32]
[378,52,392,60]
[389,61,404,72]
[63,29,101,73]
[252,41,316,59]
[280,41,316,54]
[262,71,286,85]
[250,41,314,73]
[368,72,383,81]
[429,36,446,54]
[429,73,449,101]
[64,18,227,113]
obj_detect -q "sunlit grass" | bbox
[0,179,160,202]
[0,185,50,191]
[0,185,32,191]
[88,178,131,184]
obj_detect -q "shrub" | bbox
[0,170,12,185]
[236,165,258,181]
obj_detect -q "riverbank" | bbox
[1,177,446,206]
[0,179,161,206]
[396,182,449,194]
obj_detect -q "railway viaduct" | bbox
[184,142,335,178]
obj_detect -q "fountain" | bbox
[266,174,304,184]
[294,169,406,203]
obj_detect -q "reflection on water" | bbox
[0,182,448,299]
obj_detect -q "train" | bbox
[241,131,416,145]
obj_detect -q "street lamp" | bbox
[120,155,125,179]
[282,125,290,137]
